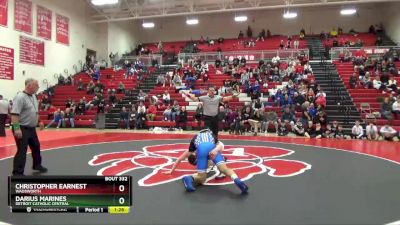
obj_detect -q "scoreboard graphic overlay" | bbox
[8,176,132,214]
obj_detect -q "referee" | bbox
[186,85,237,137]
[11,78,47,176]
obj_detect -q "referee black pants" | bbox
[0,114,6,137]
[12,126,42,175]
[204,115,219,137]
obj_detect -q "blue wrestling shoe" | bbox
[234,178,248,193]
[182,176,196,192]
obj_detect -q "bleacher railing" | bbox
[120,54,163,66]
[178,49,309,64]
[330,46,400,60]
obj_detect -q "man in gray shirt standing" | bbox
[10,78,47,176]
[185,85,238,137]
[0,95,9,137]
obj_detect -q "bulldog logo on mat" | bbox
[88,144,311,186]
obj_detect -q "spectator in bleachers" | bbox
[355,39,363,47]
[146,103,157,121]
[238,30,244,39]
[247,26,252,38]
[138,90,147,102]
[293,92,306,110]
[360,72,372,88]
[86,81,95,94]
[46,109,63,129]
[369,25,376,34]
[170,100,180,122]
[58,75,65,86]
[315,90,327,108]
[119,107,130,129]
[136,101,147,129]
[280,106,295,130]
[323,124,335,139]
[248,108,263,136]
[128,105,137,129]
[248,39,256,48]
[277,120,289,136]
[40,94,51,111]
[300,28,305,39]
[387,76,398,94]
[375,36,383,46]
[240,57,247,67]
[293,118,306,137]
[313,122,324,139]
[108,93,118,108]
[373,75,383,91]
[163,105,173,121]
[263,110,278,134]
[366,122,379,141]
[301,106,312,126]
[76,99,86,115]
[176,106,188,130]
[335,125,347,139]
[379,124,399,141]
[162,90,171,105]
[157,73,166,86]
[393,98,400,119]
[330,28,338,37]
[279,40,285,49]
[306,88,316,103]
[93,61,101,81]
[308,103,318,121]
[77,79,84,91]
[94,80,104,94]
[387,59,398,76]
[380,73,390,91]
[381,97,394,121]
[97,99,106,113]
[316,110,328,128]
[65,98,75,113]
[349,73,360,89]
[230,110,245,135]
[267,29,272,38]
[63,108,75,128]
[117,82,125,94]
[256,29,265,42]
[294,40,299,49]
[172,73,182,87]
[351,120,364,139]
[218,106,227,131]
[286,38,291,49]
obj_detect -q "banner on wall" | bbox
[19,35,44,66]
[56,14,69,45]
[0,0,8,27]
[14,0,32,34]
[0,46,14,80]
[36,5,52,40]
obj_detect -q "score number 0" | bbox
[119,185,125,205]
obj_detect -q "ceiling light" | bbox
[234,15,247,22]
[186,18,199,25]
[340,8,357,15]
[142,22,155,28]
[283,11,297,19]
[91,0,118,6]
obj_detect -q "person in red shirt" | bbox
[146,103,157,121]
[47,105,57,120]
